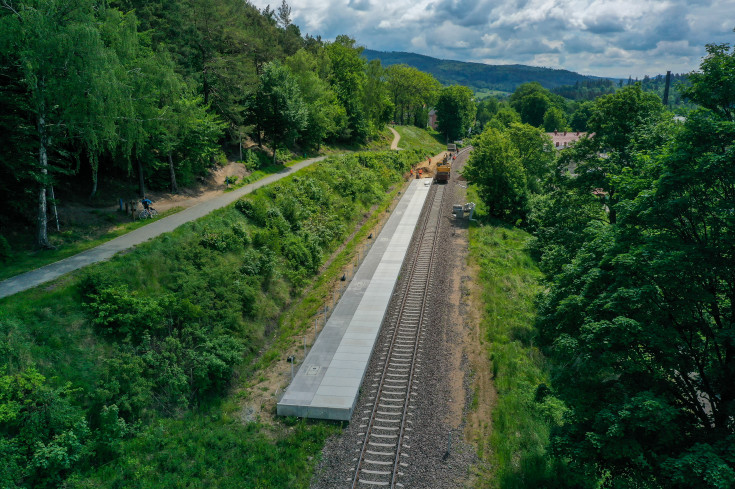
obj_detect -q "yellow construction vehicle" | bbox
[435,153,451,183]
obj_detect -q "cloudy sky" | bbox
[252,0,735,78]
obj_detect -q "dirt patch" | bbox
[440,150,497,485]
[142,161,250,213]
[411,150,451,180]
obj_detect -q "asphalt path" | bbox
[0,156,327,300]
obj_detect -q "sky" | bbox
[251,0,735,78]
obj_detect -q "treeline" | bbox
[551,78,617,101]
[551,73,694,109]
[465,41,735,487]
[474,81,588,134]
[362,49,595,93]
[0,0,449,250]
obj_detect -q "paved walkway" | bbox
[389,127,401,150]
[0,156,326,300]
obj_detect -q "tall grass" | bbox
[393,125,446,154]
[469,196,567,488]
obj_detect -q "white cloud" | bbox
[250,0,735,77]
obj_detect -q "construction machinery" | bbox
[435,153,451,183]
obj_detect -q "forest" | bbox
[463,40,735,488]
[0,0,451,255]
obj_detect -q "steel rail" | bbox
[350,183,445,488]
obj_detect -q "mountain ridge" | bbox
[362,49,604,95]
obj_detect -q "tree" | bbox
[507,123,554,193]
[510,82,566,127]
[0,0,128,248]
[435,85,476,142]
[489,105,521,129]
[519,91,550,127]
[286,48,345,148]
[683,41,735,120]
[325,35,368,142]
[462,127,527,220]
[385,64,441,127]
[252,61,307,164]
[562,85,664,223]
[363,59,393,132]
[475,97,499,129]
[569,101,594,131]
[534,40,735,487]
[542,106,567,132]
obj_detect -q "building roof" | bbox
[547,131,591,149]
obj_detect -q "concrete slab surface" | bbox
[277,179,432,421]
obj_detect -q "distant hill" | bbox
[363,49,601,95]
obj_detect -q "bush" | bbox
[84,285,164,341]
[242,149,262,171]
[199,228,240,252]
[275,148,291,163]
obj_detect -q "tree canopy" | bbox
[435,85,476,142]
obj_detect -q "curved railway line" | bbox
[351,184,445,488]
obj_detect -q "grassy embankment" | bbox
[392,125,447,154]
[468,193,566,488]
[0,149,420,488]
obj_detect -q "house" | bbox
[547,130,589,150]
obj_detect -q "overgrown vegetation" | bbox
[469,215,567,488]
[467,39,735,488]
[0,150,419,488]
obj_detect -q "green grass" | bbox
[68,415,338,489]
[0,207,183,282]
[392,125,446,154]
[468,188,567,488]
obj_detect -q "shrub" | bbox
[199,229,239,252]
[84,285,164,341]
[265,207,290,235]
[231,223,251,246]
[242,149,263,171]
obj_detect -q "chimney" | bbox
[663,70,671,106]
[563,131,567,136]
[576,131,580,136]
[554,130,558,135]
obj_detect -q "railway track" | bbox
[350,183,446,488]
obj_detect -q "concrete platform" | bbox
[277,179,432,420]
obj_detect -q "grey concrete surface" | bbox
[277,179,432,421]
[0,157,326,300]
